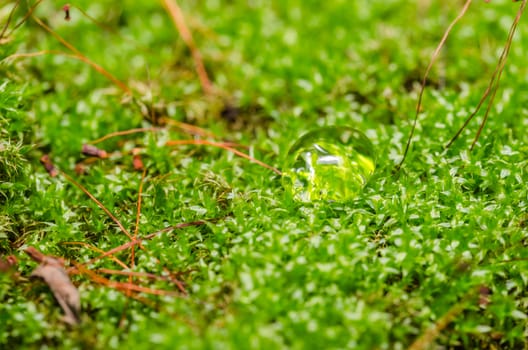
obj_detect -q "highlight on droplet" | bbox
[282,126,376,202]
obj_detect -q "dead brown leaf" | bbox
[25,247,81,325]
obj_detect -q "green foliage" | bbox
[1,0,527,349]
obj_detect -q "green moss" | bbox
[1,1,528,349]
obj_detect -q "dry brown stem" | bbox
[161,0,213,95]
[446,0,527,149]
[397,0,472,171]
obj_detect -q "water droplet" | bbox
[282,126,376,202]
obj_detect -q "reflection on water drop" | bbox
[282,126,376,202]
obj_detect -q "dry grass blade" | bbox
[73,262,180,297]
[60,171,134,241]
[2,0,43,39]
[396,0,472,171]
[468,0,526,149]
[166,139,282,175]
[446,0,527,150]
[6,49,132,94]
[129,168,147,296]
[161,0,213,95]
[75,219,214,295]
[90,127,164,144]
[94,268,175,282]
[80,220,209,268]
[59,167,205,295]
[29,16,132,94]
[162,118,218,138]
[89,122,217,145]
[408,288,477,350]
[68,4,117,33]
[0,0,21,39]
[62,241,130,270]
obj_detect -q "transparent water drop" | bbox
[282,126,376,202]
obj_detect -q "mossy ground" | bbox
[1,1,528,349]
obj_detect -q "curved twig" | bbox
[396,0,472,171]
[446,0,526,149]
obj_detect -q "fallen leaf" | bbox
[26,247,81,325]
